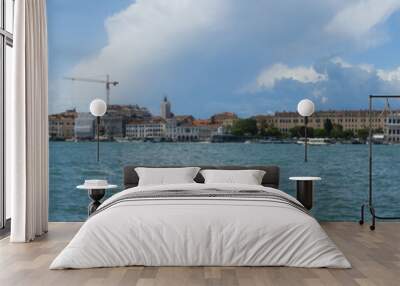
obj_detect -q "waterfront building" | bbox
[192,119,210,126]
[196,126,216,141]
[49,104,150,140]
[210,112,238,127]
[192,119,219,141]
[384,113,400,143]
[126,117,201,141]
[107,104,152,119]
[254,110,385,134]
[252,115,275,130]
[48,109,77,140]
[74,112,95,140]
[126,118,166,139]
[164,118,199,141]
[160,96,172,119]
[100,111,125,138]
[49,115,65,139]
[174,125,200,141]
[51,104,390,141]
[175,115,195,125]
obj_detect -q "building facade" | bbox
[384,113,400,143]
[74,112,95,140]
[48,109,77,140]
[165,118,199,141]
[108,104,151,119]
[126,118,201,141]
[126,119,166,139]
[210,112,238,127]
[100,112,125,138]
[254,110,385,134]
[160,96,172,119]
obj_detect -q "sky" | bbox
[47,0,400,118]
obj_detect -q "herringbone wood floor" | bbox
[0,222,399,286]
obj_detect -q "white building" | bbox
[160,96,172,119]
[165,118,199,141]
[175,125,199,141]
[197,125,218,141]
[126,117,203,142]
[126,121,166,139]
[384,113,400,143]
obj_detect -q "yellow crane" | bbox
[64,74,119,106]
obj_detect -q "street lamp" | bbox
[90,99,107,162]
[297,99,315,162]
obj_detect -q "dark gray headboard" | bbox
[123,166,280,189]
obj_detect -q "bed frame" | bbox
[123,166,280,189]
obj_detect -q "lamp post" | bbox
[90,99,107,162]
[297,99,315,162]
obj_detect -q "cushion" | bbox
[200,169,266,185]
[135,167,201,186]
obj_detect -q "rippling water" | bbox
[49,142,400,222]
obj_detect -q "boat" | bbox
[258,139,296,144]
[114,137,130,143]
[297,138,331,145]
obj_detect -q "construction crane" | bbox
[64,74,119,106]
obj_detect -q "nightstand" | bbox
[77,181,117,216]
[289,177,321,210]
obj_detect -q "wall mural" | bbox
[47,0,400,221]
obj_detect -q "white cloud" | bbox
[62,0,227,111]
[377,67,400,82]
[251,63,327,91]
[330,56,374,72]
[49,0,400,116]
[326,0,400,44]
[312,89,328,103]
[330,57,352,68]
[240,57,400,111]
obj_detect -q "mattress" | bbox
[50,183,351,269]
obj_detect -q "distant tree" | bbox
[323,119,333,135]
[314,128,327,138]
[289,126,301,138]
[230,118,258,136]
[330,129,341,138]
[265,127,282,138]
[303,126,314,138]
[257,120,269,136]
[333,124,343,131]
[289,126,314,138]
[259,128,267,137]
[357,128,369,141]
[330,124,344,138]
[224,125,232,133]
[342,130,355,139]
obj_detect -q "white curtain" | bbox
[9,0,49,242]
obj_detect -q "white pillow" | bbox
[200,169,266,185]
[135,167,200,186]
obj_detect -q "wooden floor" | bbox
[0,222,399,286]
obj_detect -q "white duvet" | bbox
[50,183,350,269]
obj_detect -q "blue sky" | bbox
[48,0,400,118]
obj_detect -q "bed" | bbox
[50,166,350,269]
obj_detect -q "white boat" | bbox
[114,137,130,143]
[297,138,330,145]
